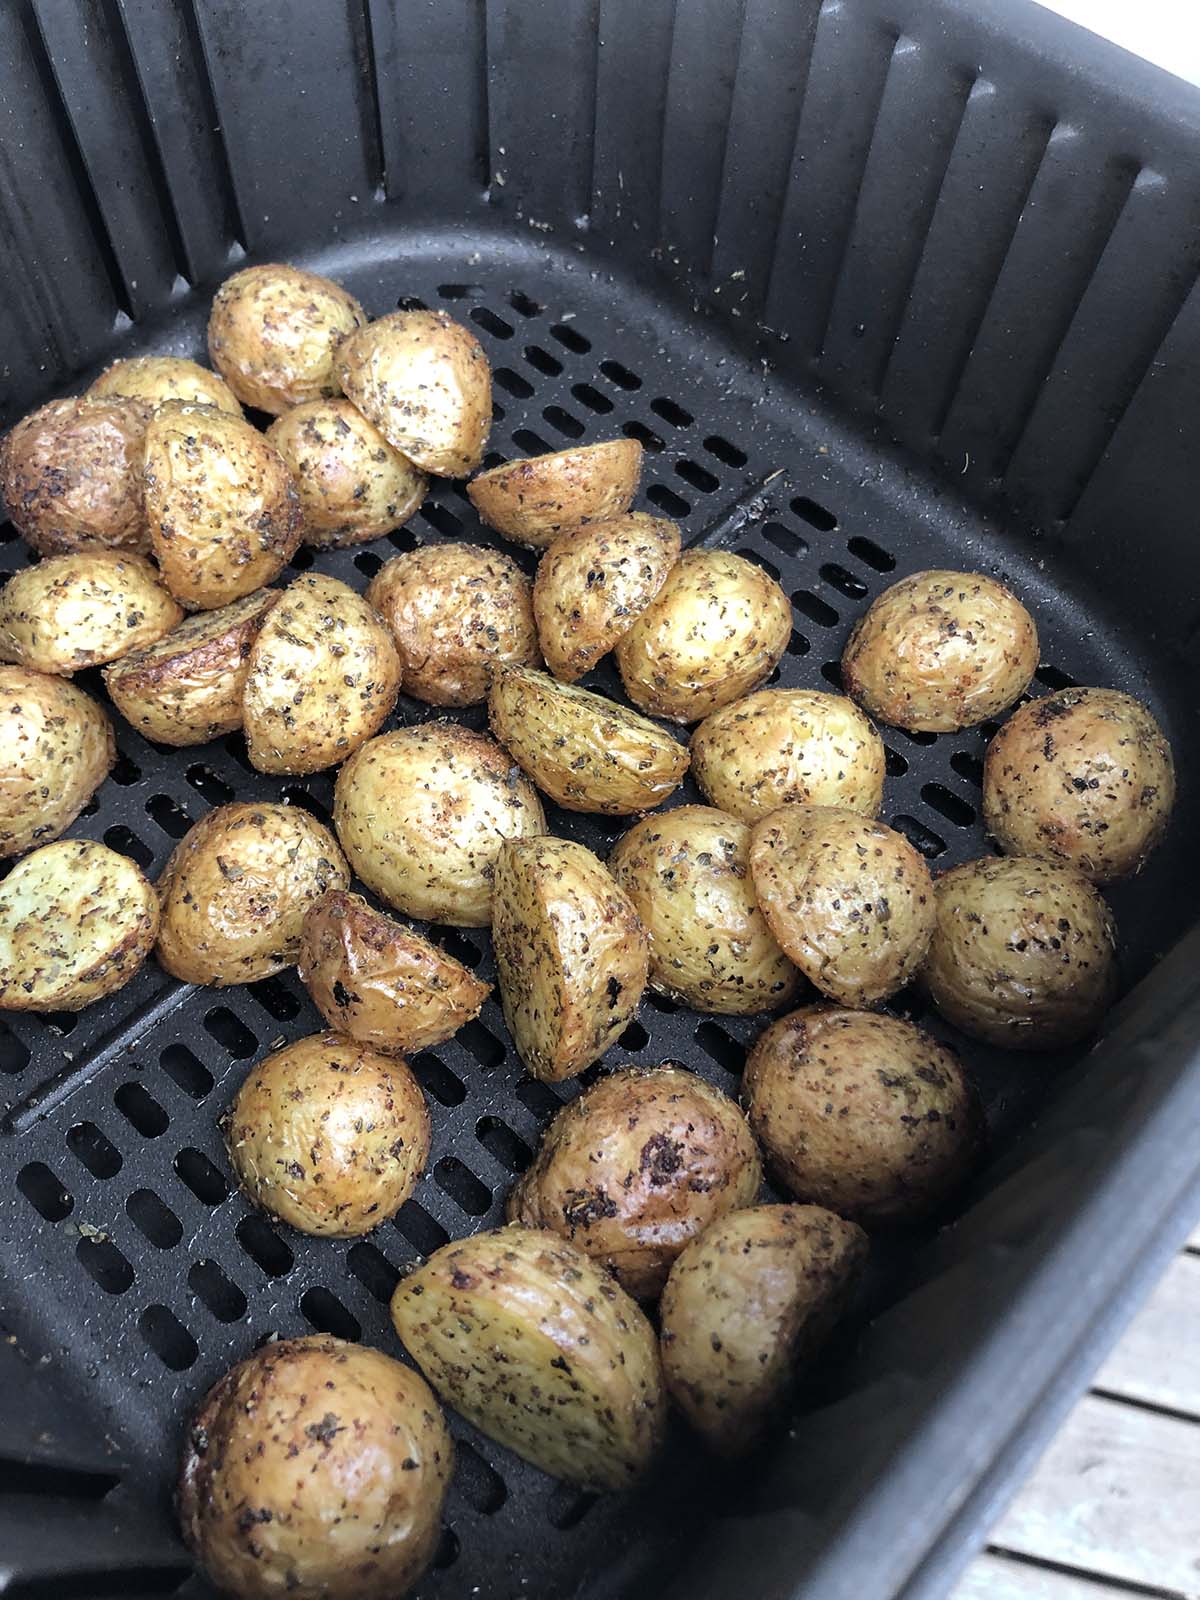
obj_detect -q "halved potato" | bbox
[89,355,242,416]
[0,839,158,1011]
[0,552,183,675]
[1,668,114,858]
[390,1226,666,1489]
[468,439,643,549]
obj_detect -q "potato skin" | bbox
[207,264,368,414]
[508,1065,762,1298]
[0,552,183,675]
[333,723,545,926]
[492,837,648,1082]
[143,403,302,609]
[0,839,158,1011]
[660,1205,869,1454]
[749,804,935,1006]
[298,889,491,1054]
[156,802,349,986]
[983,687,1175,883]
[267,399,426,549]
[225,1032,430,1237]
[616,549,792,723]
[744,1006,982,1225]
[337,310,491,477]
[489,664,689,814]
[1,668,114,857]
[609,806,800,1014]
[691,689,886,823]
[103,588,279,747]
[842,569,1039,733]
[468,439,643,550]
[89,355,242,416]
[178,1335,451,1600]
[367,543,540,707]
[0,396,151,555]
[922,855,1117,1050]
[390,1226,665,1489]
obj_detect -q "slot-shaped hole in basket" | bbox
[410,1053,466,1107]
[17,1161,73,1221]
[300,1286,361,1340]
[434,1156,492,1216]
[791,496,838,532]
[396,1198,449,1256]
[103,824,154,868]
[237,1214,293,1277]
[347,1240,401,1302]
[127,1189,182,1250]
[572,381,612,414]
[456,1441,508,1514]
[471,307,513,339]
[174,1148,229,1207]
[476,1116,532,1174]
[114,1082,169,1139]
[139,1305,197,1369]
[66,1122,122,1179]
[159,1044,213,1101]
[204,1007,257,1058]
[189,1260,247,1323]
[77,1237,134,1295]
[704,434,748,468]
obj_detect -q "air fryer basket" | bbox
[3,2,1200,1598]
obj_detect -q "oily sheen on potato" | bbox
[0,667,114,858]
[0,551,183,676]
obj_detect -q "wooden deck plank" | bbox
[953,1551,1142,1600]
[1092,1253,1200,1418]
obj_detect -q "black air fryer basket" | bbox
[3,1,1200,1597]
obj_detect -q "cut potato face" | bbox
[89,355,242,416]
[1,668,114,858]
[0,839,158,1011]
[390,1226,666,1490]
[468,439,643,549]
[0,552,183,676]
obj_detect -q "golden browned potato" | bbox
[616,549,792,723]
[744,1006,982,1225]
[207,264,368,414]
[333,723,545,926]
[488,665,690,814]
[298,889,491,1054]
[225,1032,430,1237]
[391,1226,665,1489]
[508,1065,762,1297]
[491,837,647,1082]
[609,806,800,1014]
[468,439,643,550]
[337,310,491,477]
[659,1205,868,1454]
[749,805,935,1006]
[533,511,681,680]
[982,687,1175,883]
[179,1335,452,1600]
[241,574,401,775]
[0,552,183,675]
[1,668,114,857]
[267,398,426,549]
[366,543,540,706]
[156,802,349,986]
[88,355,242,416]
[102,588,279,746]
[143,403,302,609]
[0,396,151,555]
[922,855,1117,1050]
[691,689,886,822]
[842,569,1039,733]
[0,839,158,1011]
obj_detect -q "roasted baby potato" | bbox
[749,805,935,1006]
[179,1335,451,1600]
[333,723,545,926]
[922,855,1117,1050]
[337,310,491,476]
[660,1204,868,1454]
[616,549,792,723]
[207,263,367,414]
[225,1032,430,1237]
[491,837,648,1082]
[156,802,349,985]
[366,543,540,706]
[533,511,681,680]
[609,805,800,1014]
[745,1006,982,1225]
[983,687,1175,883]
[489,665,689,814]
[468,439,643,550]
[691,689,886,822]
[142,403,302,609]
[842,569,1039,733]
[390,1226,665,1489]
[0,552,183,675]
[89,355,242,416]
[0,839,158,1011]
[102,588,279,746]
[241,573,401,775]
[1,668,114,858]
[267,398,426,548]
[298,889,491,1054]
[508,1064,762,1297]
[1,396,151,555]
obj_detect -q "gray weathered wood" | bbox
[953,1551,1131,1600]
[1093,1253,1200,1417]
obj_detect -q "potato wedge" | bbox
[1,668,114,857]
[89,355,242,416]
[0,552,183,675]
[467,439,642,549]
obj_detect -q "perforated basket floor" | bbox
[2,228,1198,1600]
